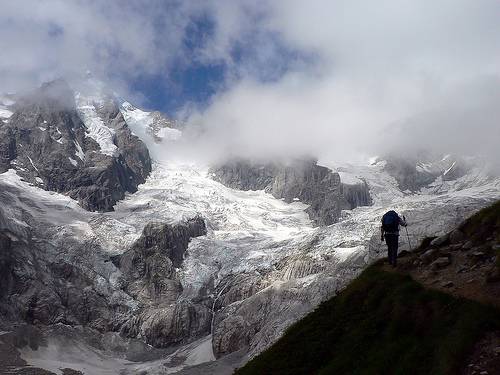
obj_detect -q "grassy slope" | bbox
[459,200,500,242]
[459,200,500,271]
[236,266,500,375]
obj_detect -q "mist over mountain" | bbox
[1,1,499,165]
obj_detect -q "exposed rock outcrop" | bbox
[0,196,212,351]
[211,252,367,358]
[383,154,468,192]
[120,101,182,144]
[211,158,372,226]
[0,79,151,211]
[341,181,372,210]
[119,217,206,303]
[0,207,133,332]
[391,200,500,307]
[119,217,212,347]
[211,160,278,191]
[120,301,212,348]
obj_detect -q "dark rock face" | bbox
[211,158,372,226]
[119,217,212,347]
[0,80,151,211]
[271,160,346,226]
[0,219,129,333]
[341,181,372,210]
[0,197,211,350]
[384,157,436,191]
[120,301,212,348]
[120,217,206,303]
[211,160,278,191]
[383,154,468,191]
[0,232,14,301]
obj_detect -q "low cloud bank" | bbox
[180,1,500,165]
[1,1,498,165]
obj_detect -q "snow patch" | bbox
[120,101,181,158]
[27,156,39,172]
[74,140,85,161]
[68,157,78,167]
[338,171,363,185]
[0,96,15,106]
[443,161,456,176]
[0,108,13,119]
[75,92,117,157]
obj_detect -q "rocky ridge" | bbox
[118,217,212,348]
[396,200,500,308]
[211,158,372,226]
[0,79,152,212]
[382,153,471,192]
[383,201,500,375]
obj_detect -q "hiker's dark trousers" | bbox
[385,234,399,266]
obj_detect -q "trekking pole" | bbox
[403,215,412,251]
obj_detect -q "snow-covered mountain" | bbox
[0,79,499,375]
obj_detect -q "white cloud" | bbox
[0,0,197,98]
[183,0,500,164]
[1,1,499,164]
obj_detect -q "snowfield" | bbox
[75,91,118,157]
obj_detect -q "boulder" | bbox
[449,229,466,244]
[430,234,449,247]
[420,248,439,264]
[431,256,451,269]
[441,281,454,288]
[462,241,474,250]
[486,268,500,283]
[467,251,487,261]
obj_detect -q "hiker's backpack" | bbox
[382,210,399,232]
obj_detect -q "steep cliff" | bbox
[211,158,372,226]
[0,80,151,211]
[119,217,212,348]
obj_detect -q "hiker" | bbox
[381,210,407,267]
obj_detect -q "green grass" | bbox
[459,200,500,243]
[460,199,500,271]
[236,266,500,375]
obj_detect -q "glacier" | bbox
[1,87,499,374]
